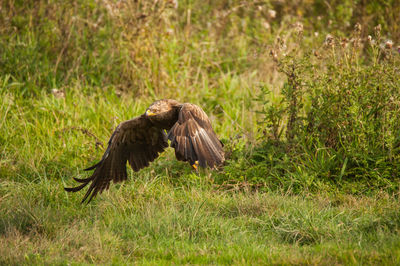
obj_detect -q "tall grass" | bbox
[2,0,399,96]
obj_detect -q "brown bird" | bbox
[64,99,224,203]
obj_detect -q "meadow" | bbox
[1,0,400,264]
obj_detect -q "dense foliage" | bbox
[231,24,400,193]
[1,0,399,95]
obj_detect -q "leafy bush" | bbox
[227,24,400,193]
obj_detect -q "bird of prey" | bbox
[64,99,224,203]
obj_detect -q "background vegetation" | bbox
[1,0,400,264]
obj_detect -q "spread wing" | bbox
[64,115,168,203]
[167,103,224,168]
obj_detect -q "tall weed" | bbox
[244,24,400,193]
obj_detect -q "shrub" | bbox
[230,24,400,193]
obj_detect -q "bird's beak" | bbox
[146,110,157,116]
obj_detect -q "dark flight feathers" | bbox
[168,104,224,168]
[64,100,224,203]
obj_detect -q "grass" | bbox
[2,177,400,264]
[2,83,400,264]
[1,0,400,264]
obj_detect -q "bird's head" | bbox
[145,99,180,118]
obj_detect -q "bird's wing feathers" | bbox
[64,115,168,203]
[65,101,224,204]
[168,103,224,168]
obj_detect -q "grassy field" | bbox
[1,0,400,264]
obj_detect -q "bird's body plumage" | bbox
[64,99,224,203]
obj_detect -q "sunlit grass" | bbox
[1,177,400,264]
[1,0,400,264]
[1,84,400,264]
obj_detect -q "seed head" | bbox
[268,9,276,19]
[51,89,65,99]
[354,23,362,33]
[262,21,270,30]
[294,22,303,34]
[351,37,361,49]
[269,50,278,61]
[341,37,348,48]
[385,40,393,50]
[324,34,334,48]
[169,0,178,9]
[276,36,284,47]
[374,24,381,38]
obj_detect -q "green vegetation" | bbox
[1,0,400,264]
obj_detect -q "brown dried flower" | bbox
[51,89,65,99]
[268,9,276,19]
[341,37,348,48]
[294,22,303,34]
[324,34,334,48]
[354,23,362,33]
[314,50,321,59]
[385,40,393,50]
[374,24,381,38]
[262,21,270,30]
[269,50,278,61]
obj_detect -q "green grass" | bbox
[2,177,400,264]
[1,86,400,264]
[2,0,400,264]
